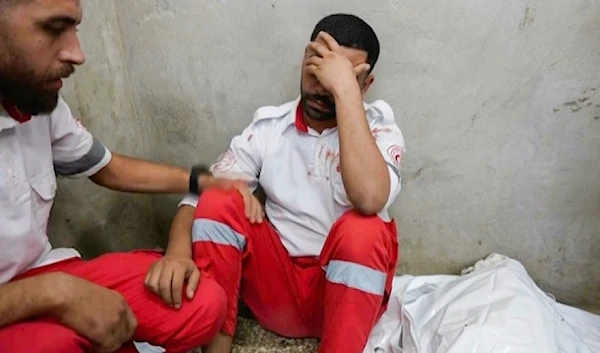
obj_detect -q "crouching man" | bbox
[146,13,406,353]
[0,1,247,352]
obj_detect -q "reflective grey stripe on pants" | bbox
[191,218,246,251]
[323,260,387,296]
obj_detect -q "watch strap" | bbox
[189,164,210,195]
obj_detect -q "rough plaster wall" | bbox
[49,1,159,256]
[53,0,599,305]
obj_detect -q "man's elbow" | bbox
[89,164,114,187]
[89,153,130,189]
[349,191,388,216]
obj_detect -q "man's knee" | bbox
[195,189,244,220]
[328,210,393,261]
[196,278,228,339]
[192,189,249,250]
[163,277,227,350]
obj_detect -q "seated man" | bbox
[146,13,406,353]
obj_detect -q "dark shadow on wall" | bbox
[49,178,163,259]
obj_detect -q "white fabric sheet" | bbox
[364,254,600,353]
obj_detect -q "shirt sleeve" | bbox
[370,102,406,210]
[50,97,112,178]
[178,120,264,208]
[330,101,406,214]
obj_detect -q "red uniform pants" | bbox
[192,189,399,353]
[0,250,226,353]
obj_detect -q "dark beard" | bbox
[301,93,336,121]
[0,76,59,115]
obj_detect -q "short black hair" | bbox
[310,14,380,72]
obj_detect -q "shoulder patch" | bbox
[386,144,404,169]
[252,99,297,123]
[211,148,236,174]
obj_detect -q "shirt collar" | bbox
[284,95,370,134]
[281,96,303,131]
[0,95,32,132]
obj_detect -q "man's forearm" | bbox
[165,205,196,258]
[0,274,62,328]
[335,86,390,215]
[90,154,208,194]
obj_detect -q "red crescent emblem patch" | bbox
[386,145,403,168]
[212,149,237,173]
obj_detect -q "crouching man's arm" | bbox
[49,97,245,195]
[144,115,266,308]
[144,205,198,309]
[0,273,137,352]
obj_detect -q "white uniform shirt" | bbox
[0,97,111,284]
[181,96,406,257]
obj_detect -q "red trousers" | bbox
[0,250,226,353]
[192,189,399,353]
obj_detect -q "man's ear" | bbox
[361,74,375,95]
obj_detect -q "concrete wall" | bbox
[49,1,159,254]
[51,0,600,305]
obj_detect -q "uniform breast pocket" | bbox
[0,155,29,206]
[30,171,57,233]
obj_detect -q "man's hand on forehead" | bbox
[315,31,343,53]
[307,32,370,80]
[305,31,370,95]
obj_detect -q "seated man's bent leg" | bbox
[318,210,399,353]
[192,189,308,339]
[192,189,251,336]
[31,251,226,353]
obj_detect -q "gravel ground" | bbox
[188,317,318,353]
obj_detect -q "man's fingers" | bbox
[248,196,256,223]
[145,264,163,295]
[353,63,371,77]
[305,56,324,67]
[231,180,247,190]
[253,198,263,223]
[116,306,136,345]
[143,266,153,288]
[307,41,330,58]
[186,267,201,299]
[317,31,341,52]
[170,267,185,309]
[245,195,262,224]
[93,343,119,353]
[238,187,252,218]
[158,267,175,307]
[250,199,258,223]
[125,307,138,337]
[306,64,318,76]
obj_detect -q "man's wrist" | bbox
[43,273,72,315]
[165,249,192,259]
[198,173,214,190]
[332,79,362,102]
[189,165,211,195]
[165,237,193,259]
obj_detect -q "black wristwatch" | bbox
[189,164,211,195]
